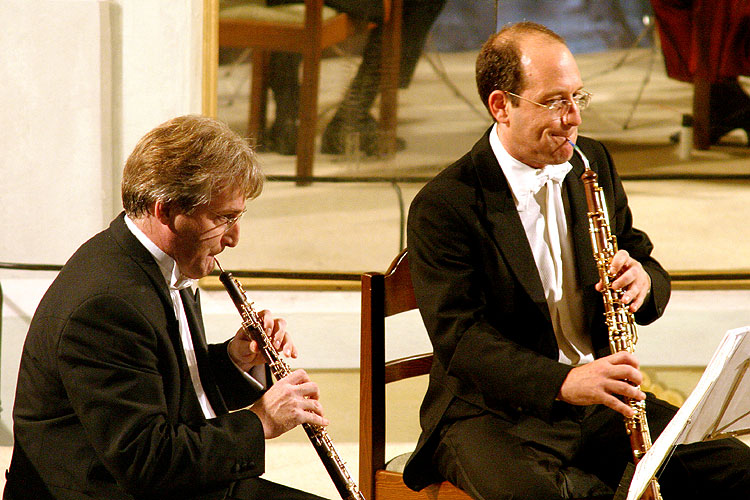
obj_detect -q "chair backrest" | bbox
[218,0,354,52]
[360,249,433,500]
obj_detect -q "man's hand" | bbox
[228,309,298,372]
[595,249,651,312]
[557,351,646,418]
[249,369,329,439]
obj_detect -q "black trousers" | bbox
[221,477,329,500]
[433,394,750,500]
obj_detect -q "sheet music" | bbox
[627,326,750,500]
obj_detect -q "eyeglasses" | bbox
[504,89,592,116]
[206,208,247,232]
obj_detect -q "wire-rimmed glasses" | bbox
[505,89,592,116]
[207,208,247,233]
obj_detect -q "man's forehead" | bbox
[518,39,580,88]
[519,36,570,65]
[208,188,246,209]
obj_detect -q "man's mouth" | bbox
[551,134,573,147]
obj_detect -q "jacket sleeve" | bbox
[209,339,269,411]
[57,293,266,498]
[407,180,572,423]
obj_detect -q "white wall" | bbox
[0,0,205,440]
[116,0,206,209]
[0,0,204,266]
[1,1,114,264]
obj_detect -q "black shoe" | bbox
[321,114,405,156]
[267,118,298,155]
[709,108,750,146]
[709,82,750,146]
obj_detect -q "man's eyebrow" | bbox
[541,88,585,100]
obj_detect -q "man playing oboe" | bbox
[402,22,750,500]
[5,115,330,500]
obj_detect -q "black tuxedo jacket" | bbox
[402,129,671,490]
[6,214,267,500]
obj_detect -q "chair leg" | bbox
[691,0,710,150]
[693,77,711,150]
[297,49,321,184]
[378,0,402,156]
[249,50,270,149]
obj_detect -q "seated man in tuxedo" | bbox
[5,115,330,500]
[401,22,750,500]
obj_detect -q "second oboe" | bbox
[215,259,366,500]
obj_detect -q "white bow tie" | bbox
[530,162,572,194]
[171,275,197,291]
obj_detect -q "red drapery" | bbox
[651,0,750,82]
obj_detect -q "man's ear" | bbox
[488,90,510,124]
[152,200,173,226]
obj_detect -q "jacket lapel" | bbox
[109,213,228,415]
[469,132,549,318]
[109,213,174,306]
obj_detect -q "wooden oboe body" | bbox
[570,141,662,500]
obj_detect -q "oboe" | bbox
[215,259,366,500]
[568,141,662,500]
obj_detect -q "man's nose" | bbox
[222,222,240,248]
[561,102,583,127]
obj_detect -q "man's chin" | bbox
[202,258,217,278]
[183,261,215,280]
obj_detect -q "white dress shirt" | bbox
[124,215,218,418]
[489,125,594,365]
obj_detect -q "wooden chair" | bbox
[218,0,401,182]
[360,249,472,500]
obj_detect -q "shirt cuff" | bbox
[227,340,267,391]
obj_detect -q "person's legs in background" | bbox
[320,0,446,155]
[651,0,750,146]
[706,79,750,145]
[267,51,302,155]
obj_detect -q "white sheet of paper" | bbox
[627,326,750,500]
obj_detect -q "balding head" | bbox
[476,22,567,112]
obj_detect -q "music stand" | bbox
[626,326,750,500]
